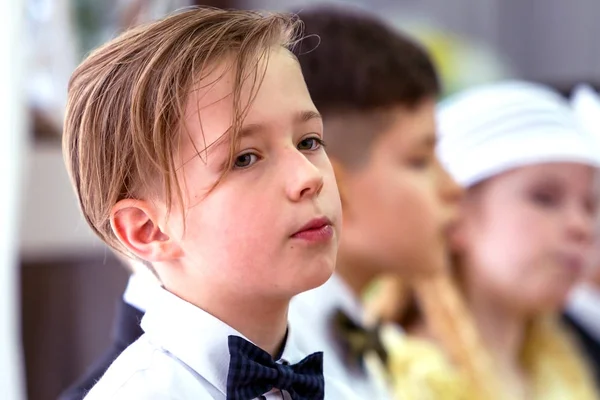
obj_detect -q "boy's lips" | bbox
[291,216,334,242]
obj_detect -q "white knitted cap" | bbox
[436,81,600,188]
[571,84,600,138]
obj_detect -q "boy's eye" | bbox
[233,153,259,169]
[297,137,325,151]
[408,156,431,170]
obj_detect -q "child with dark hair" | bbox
[289,6,462,399]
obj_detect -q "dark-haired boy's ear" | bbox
[110,199,183,262]
[330,158,348,207]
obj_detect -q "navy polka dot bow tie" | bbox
[226,335,325,400]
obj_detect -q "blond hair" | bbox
[372,273,598,399]
[412,273,501,399]
[63,7,301,253]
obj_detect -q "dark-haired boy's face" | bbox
[339,99,462,277]
[162,49,342,301]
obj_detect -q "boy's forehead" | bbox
[184,49,301,119]
[179,49,316,159]
[383,103,437,145]
[181,60,240,152]
[185,60,237,122]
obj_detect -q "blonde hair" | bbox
[366,274,498,398]
[63,7,301,253]
[372,260,598,399]
[412,273,501,399]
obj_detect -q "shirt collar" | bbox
[566,283,600,341]
[122,270,161,313]
[141,287,304,396]
[289,273,366,356]
[315,273,365,324]
[332,274,365,323]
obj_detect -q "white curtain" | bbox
[0,0,27,399]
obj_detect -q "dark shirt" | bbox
[58,300,145,400]
[563,312,600,386]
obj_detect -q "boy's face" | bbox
[167,49,341,299]
[339,99,462,277]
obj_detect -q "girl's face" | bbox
[455,163,597,315]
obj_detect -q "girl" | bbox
[379,81,600,400]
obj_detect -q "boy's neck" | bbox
[171,285,290,357]
[335,253,377,298]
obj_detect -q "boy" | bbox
[289,6,462,399]
[63,8,351,399]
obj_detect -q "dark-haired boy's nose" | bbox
[438,161,464,204]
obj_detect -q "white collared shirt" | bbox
[122,270,160,313]
[566,283,600,342]
[289,274,393,400]
[84,287,358,399]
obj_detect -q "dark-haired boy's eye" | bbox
[233,153,259,169]
[408,156,431,170]
[297,137,326,151]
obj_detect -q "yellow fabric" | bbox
[524,318,598,400]
[383,328,474,400]
[384,318,599,400]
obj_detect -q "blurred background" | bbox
[2,0,600,399]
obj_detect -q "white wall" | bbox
[20,144,106,261]
[248,0,600,83]
[1,0,26,398]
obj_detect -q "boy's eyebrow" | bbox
[419,132,437,148]
[296,110,322,124]
[197,110,324,163]
[238,110,323,138]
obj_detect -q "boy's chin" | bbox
[290,261,336,296]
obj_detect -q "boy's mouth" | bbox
[291,216,334,242]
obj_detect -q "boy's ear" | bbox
[110,199,183,262]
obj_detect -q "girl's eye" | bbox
[583,195,598,216]
[531,190,561,208]
[233,153,259,169]
[298,137,325,151]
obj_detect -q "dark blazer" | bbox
[563,312,600,386]
[58,300,145,400]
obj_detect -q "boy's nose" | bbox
[286,152,324,202]
[438,160,464,204]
